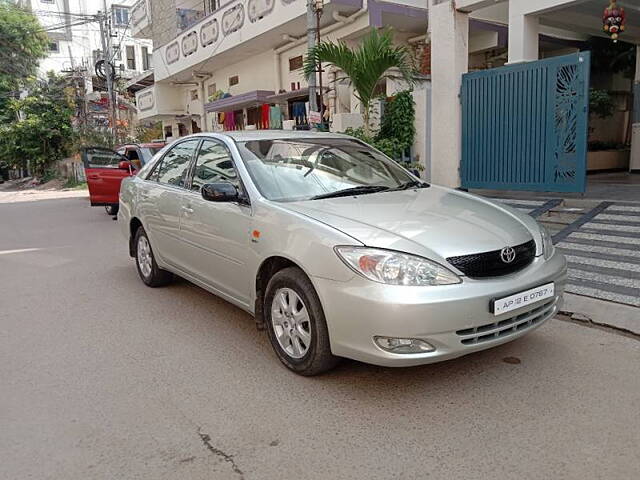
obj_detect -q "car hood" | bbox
[283,186,536,261]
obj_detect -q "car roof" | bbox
[176,130,354,142]
[118,143,165,149]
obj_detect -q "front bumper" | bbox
[313,250,567,367]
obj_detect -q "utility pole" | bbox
[306,0,318,126]
[99,0,117,144]
[314,0,324,126]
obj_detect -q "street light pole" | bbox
[99,0,116,145]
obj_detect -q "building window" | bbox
[48,41,59,53]
[113,46,122,61]
[190,89,199,101]
[289,55,303,71]
[126,45,136,70]
[141,46,150,70]
[207,83,217,98]
[112,6,130,27]
[40,0,55,4]
[205,0,221,14]
[229,75,239,87]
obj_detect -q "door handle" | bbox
[88,175,99,180]
[182,206,194,214]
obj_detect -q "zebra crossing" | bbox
[488,197,640,308]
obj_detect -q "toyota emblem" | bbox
[500,247,516,264]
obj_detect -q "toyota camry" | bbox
[118,131,567,375]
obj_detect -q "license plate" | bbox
[491,283,555,316]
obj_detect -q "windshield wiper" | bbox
[311,185,390,200]
[392,180,430,191]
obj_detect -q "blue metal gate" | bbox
[461,52,590,193]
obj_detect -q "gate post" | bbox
[631,45,640,173]
[428,0,469,188]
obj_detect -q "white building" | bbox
[131,0,434,164]
[21,0,153,85]
[131,0,639,187]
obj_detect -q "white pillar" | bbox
[428,0,468,187]
[630,46,640,173]
[508,0,540,64]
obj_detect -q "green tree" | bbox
[304,28,415,136]
[0,1,49,121]
[0,72,75,176]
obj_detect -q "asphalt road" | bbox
[1,195,639,480]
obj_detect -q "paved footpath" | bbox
[490,197,640,308]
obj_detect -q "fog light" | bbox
[374,336,435,354]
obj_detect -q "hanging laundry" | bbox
[223,111,235,130]
[291,102,307,126]
[261,104,270,129]
[269,105,283,129]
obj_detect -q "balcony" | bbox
[131,0,152,39]
[153,0,365,82]
[136,84,186,121]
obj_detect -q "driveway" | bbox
[1,195,639,480]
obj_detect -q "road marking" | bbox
[568,268,640,289]
[565,282,640,308]
[0,248,43,256]
[558,243,640,261]
[583,222,640,234]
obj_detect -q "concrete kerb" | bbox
[559,293,640,338]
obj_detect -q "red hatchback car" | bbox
[82,142,165,215]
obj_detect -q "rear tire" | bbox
[134,226,173,287]
[264,267,340,375]
[105,204,119,216]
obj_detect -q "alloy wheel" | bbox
[271,288,312,359]
[137,235,153,278]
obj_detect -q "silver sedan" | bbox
[118,131,567,375]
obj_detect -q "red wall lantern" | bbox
[603,1,626,42]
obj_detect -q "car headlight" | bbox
[539,224,555,260]
[334,246,461,286]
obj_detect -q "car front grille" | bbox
[446,239,536,278]
[455,299,556,346]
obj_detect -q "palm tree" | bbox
[303,28,415,136]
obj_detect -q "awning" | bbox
[204,90,275,113]
[266,87,329,104]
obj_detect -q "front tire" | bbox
[264,267,340,375]
[134,226,173,287]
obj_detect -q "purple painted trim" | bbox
[204,90,275,112]
[368,0,427,28]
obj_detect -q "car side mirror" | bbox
[118,160,132,170]
[201,182,239,202]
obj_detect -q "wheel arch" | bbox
[254,255,315,330]
[128,217,143,257]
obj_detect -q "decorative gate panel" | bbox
[461,52,590,193]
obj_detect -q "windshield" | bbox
[140,147,163,163]
[237,138,415,202]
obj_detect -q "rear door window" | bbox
[150,139,200,188]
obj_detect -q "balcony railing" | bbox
[154,0,309,81]
[136,84,186,120]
